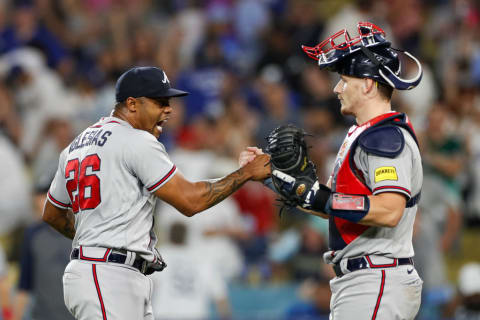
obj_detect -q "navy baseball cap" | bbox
[115,66,188,102]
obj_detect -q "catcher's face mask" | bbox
[302,22,422,90]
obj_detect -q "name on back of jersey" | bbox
[69,129,112,153]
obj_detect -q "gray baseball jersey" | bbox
[324,125,423,265]
[47,116,177,262]
[325,115,423,320]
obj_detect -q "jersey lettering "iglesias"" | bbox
[47,117,177,262]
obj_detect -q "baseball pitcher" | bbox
[43,66,271,320]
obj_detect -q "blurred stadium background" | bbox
[0,0,480,319]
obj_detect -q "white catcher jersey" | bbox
[47,117,177,262]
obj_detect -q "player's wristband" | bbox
[325,193,370,223]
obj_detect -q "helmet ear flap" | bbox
[378,50,423,90]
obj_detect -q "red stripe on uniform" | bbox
[371,270,386,320]
[79,247,111,262]
[365,256,397,268]
[47,192,71,208]
[373,185,411,195]
[92,265,108,320]
[106,121,120,124]
[147,165,176,191]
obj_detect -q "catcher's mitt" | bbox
[265,124,318,209]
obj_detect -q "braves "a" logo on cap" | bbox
[162,71,170,84]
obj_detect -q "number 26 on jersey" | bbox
[65,154,101,213]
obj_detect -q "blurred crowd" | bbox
[0,0,480,319]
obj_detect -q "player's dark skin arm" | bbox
[42,201,76,239]
[155,154,271,217]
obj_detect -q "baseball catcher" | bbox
[241,21,424,320]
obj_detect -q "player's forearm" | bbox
[42,202,76,239]
[190,168,251,215]
[46,211,76,239]
[157,154,270,216]
[306,194,404,226]
[357,194,405,227]
[295,185,405,225]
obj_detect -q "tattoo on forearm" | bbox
[51,211,76,239]
[202,169,247,208]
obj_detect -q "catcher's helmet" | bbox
[302,22,422,90]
